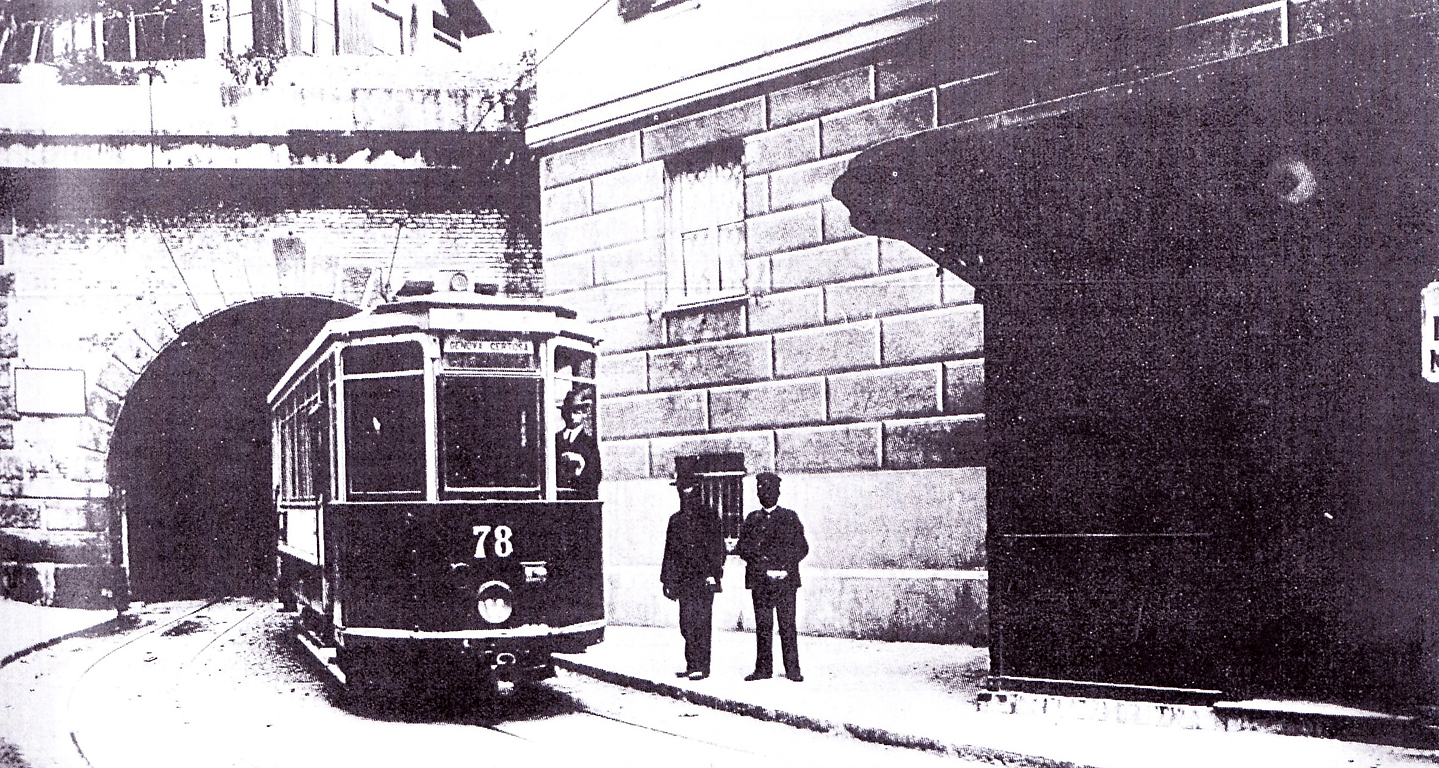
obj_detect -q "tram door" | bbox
[551,344,599,500]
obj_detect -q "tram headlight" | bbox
[448,271,470,292]
[476,581,513,624]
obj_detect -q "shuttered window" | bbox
[665,143,746,305]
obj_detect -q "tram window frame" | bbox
[436,373,543,496]
[551,342,599,499]
[340,340,427,500]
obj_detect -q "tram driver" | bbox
[555,387,601,498]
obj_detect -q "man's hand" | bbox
[766,569,788,580]
[663,584,677,601]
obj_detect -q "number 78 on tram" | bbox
[267,283,604,696]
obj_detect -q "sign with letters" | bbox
[442,335,535,370]
[1423,282,1439,383]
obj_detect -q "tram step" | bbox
[296,630,347,685]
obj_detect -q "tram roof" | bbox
[268,293,600,405]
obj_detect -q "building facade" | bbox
[529,0,991,644]
[530,0,1439,667]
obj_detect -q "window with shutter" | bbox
[664,142,746,306]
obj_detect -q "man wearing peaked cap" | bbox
[735,471,809,682]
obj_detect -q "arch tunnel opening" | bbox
[109,297,358,602]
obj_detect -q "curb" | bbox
[552,655,1092,768]
[0,612,126,670]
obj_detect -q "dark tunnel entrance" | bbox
[109,298,358,602]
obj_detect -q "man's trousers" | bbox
[751,584,799,677]
[678,588,715,674]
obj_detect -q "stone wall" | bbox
[534,0,1423,646]
[538,43,988,646]
[0,181,539,606]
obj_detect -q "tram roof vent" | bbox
[394,280,435,297]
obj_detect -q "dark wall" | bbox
[837,17,1439,708]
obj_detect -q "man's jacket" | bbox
[661,506,725,593]
[735,506,809,589]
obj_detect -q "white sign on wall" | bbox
[15,368,86,415]
[1423,283,1439,383]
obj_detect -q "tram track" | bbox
[43,600,956,768]
[64,599,222,768]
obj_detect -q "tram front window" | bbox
[439,377,541,491]
[344,376,425,495]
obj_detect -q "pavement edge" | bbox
[552,655,1093,768]
[0,612,125,670]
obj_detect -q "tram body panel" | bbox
[331,500,603,639]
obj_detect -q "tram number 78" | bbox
[472,525,515,558]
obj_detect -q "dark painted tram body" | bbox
[268,281,603,695]
[836,16,1439,711]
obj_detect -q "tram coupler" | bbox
[493,652,518,696]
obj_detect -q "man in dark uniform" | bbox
[660,458,725,680]
[736,471,809,682]
[554,388,601,498]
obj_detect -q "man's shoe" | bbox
[688,671,707,680]
[744,672,771,681]
[785,673,804,682]
[676,671,692,678]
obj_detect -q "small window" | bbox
[343,341,423,374]
[103,17,133,62]
[679,452,746,553]
[665,141,746,305]
[369,2,404,54]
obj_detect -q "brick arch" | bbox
[104,295,359,601]
[88,287,373,462]
[1,204,537,607]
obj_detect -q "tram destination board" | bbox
[443,335,536,370]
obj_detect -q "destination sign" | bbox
[443,336,535,370]
[444,338,531,355]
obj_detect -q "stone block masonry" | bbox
[539,43,991,492]
[533,0,1388,643]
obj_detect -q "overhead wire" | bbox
[471,0,613,131]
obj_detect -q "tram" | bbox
[268,275,603,698]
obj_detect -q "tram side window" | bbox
[344,376,425,495]
[438,377,541,490]
[553,347,599,498]
[277,367,328,503]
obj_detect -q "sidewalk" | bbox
[8,598,1439,767]
[556,626,1439,768]
[0,597,118,667]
